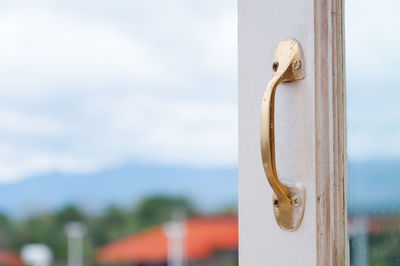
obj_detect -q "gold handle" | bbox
[260,39,305,231]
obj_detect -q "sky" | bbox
[0,0,237,183]
[346,0,400,160]
[0,0,399,184]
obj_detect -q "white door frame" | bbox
[238,0,347,265]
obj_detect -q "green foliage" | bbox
[0,213,14,247]
[369,232,400,265]
[134,196,196,230]
[0,196,199,264]
[7,206,87,261]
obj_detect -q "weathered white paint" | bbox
[239,0,347,265]
[238,0,316,265]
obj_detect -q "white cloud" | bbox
[0,0,237,183]
[346,0,400,160]
[0,8,172,92]
[85,93,237,166]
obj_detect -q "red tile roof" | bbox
[97,216,238,264]
[0,249,23,266]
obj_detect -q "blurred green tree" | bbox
[0,195,212,264]
[133,196,197,230]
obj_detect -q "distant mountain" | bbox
[0,163,238,217]
[348,159,400,214]
[0,160,398,218]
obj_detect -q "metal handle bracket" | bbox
[260,38,305,231]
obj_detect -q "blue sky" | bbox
[0,0,399,184]
[346,0,400,160]
[0,0,237,183]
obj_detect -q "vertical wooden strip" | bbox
[315,0,348,265]
[315,0,331,264]
[332,0,349,264]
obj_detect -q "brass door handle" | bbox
[260,39,305,231]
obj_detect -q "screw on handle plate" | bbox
[260,38,306,231]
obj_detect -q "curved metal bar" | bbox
[260,38,306,231]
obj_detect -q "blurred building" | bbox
[0,249,23,266]
[20,244,53,266]
[348,215,400,266]
[97,216,238,266]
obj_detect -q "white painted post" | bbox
[163,212,186,266]
[238,0,347,265]
[64,222,86,266]
[350,217,369,266]
[20,244,53,266]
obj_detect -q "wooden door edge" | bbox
[315,0,349,265]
